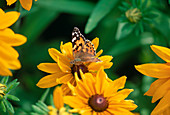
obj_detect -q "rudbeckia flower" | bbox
[0,9,27,76]
[37,38,113,95]
[64,67,137,115]
[6,0,37,11]
[48,87,71,115]
[135,45,170,115]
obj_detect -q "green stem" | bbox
[40,88,50,102]
[16,0,21,12]
[13,1,21,32]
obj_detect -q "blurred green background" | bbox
[1,0,170,114]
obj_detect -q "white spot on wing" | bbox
[72,37,76,42]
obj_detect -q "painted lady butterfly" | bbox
[71,27,101,65]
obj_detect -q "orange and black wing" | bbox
[72,27,85,54]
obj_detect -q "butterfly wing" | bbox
[79,39,101,62]
[71,27,101,63]
[72,27,85,56]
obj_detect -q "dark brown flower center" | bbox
[71,64,89,79]
[88,94,108,112]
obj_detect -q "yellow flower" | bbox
[37,38,113,95]
[0,9,27,76]
[0,84,6,98]
[48,87,71,115]
[64,68,137,115]
[6,0,37,11]
[135,45,170,115]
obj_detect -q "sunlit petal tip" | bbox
[60,41,64,50]
[79,69,85,80]
[150,45,162,50]
[129,89,134,92]
[121,75,127,80]
[96,49,103,57]
[69,109,79,113]
[6,0,17,6]
[150,45,170,62]
[119,75,127,83]
[74,72,80,82]
[67,82,76,95]
[92,37,99,50]
[37,63,42,70]
[134,65,141,71]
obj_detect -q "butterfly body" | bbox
[71,27,101,65]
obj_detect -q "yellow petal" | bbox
[152,79,170,103]
[99,55,113,62]
[151,45,170,62]
[88,61,113,71]
[109,89,134,102]
[36,73,66,88]
[145,78,168,96]
[82,73,96,95]
[108,107,135,115]
[64,96,86,108]
[48,48,70,65]
[96,49,103,57]
[67,82,76,95]
[75,73,91,98]
[0,60,13,76]
[95,67,107,94]
[57,74,73,84]
[104,76,127,97]
[37,63,61,73]
[57,57,71,73]
[80,109,92,115]
[91,37,99,50]
[7,59,21,70]
[135,64,170,78]
[0,28,27,46]
[151,91,170,115]
[60,42,73,60]
[6,0,17,5]
[61,84,72,96]
[109,100,137,110]
[0,41,19,60]
[53,87,64,109]
[19,0,32,11]
[0,9,20,29]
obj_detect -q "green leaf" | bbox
[116,22,135,40]
[40,88,50,102]
[50,94,54,106]
[1,76,9,84]
[6,79,19,93]
[3,100,14,114]
[122,1,131,8]
[85,0,119,34]
[6,94,20,102]
[30,113,40,115]
[32,105,47,114]
[37,0,95,15]
[0,101,6,112]
[20,7,59,45]
[108,32,154,56]
[169,0,170,4]
[36,101,49,113]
